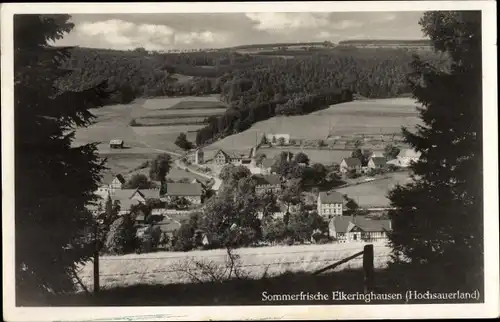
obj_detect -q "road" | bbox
[134,134,222,191]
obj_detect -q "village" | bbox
[90,132,421,253]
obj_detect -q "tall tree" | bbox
[388,11,483,290]
[14,14,110,299]
[149,153,172,183]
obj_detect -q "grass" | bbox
[24,259,482,306]
[336,172,413,208]
[73,96,226,157]
[205,98,421,152]
[76,242,391,291]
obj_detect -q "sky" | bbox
[54,12,427,51]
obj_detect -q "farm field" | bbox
[77,242,391,291]
[74,95,226,157]
[205,98,421,152]
[336,171,413,208]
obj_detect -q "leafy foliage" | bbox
[14,14,110,298]
[149,153,172,183]
[174,132,194,150]
[122,173,156,189]
[388,11,483,290]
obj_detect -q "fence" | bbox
[85,243,387,294]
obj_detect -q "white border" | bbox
[2,1,498,321]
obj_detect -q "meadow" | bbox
[77,242,391,291]
[336,171,413,208]
[203,98,420,162]
[73,95,226,157]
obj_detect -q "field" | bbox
[336,172,413,208]
[77,242,391,291]
[73,95,226,156]
[205,98,421,157]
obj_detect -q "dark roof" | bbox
[253,174,281,186]
[162,182,203,197]
[319,191,343,204]
[370,157,387,166]
[135,189,161,199]
[342,157,362,167]
[330,216,392,233]
[114,174,126,184]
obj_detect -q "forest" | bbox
[56,46,448,146]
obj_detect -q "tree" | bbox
[123,173,153,189]
[383,144,401,160]
[14,14,110,298]
[255,153,267,166]
[175,132,194,150]
[287,211,328,242]
[272,136,277,144]
[277,137,286,146]
[219,164,251,188]
[293,152,310,166]
[260,134,268,145]
[103,212,137,255]
[343,195,360,216]
[149,153,172,183]
[279,179,303,214]
[388,12,483,290]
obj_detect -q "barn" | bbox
[109,139,124,149]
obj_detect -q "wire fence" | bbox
[76,244,391,290]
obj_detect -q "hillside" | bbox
[204,97,421,163]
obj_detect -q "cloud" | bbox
[330,20,365,30]
[74,18,230,50]
[53,12,426,50]
[245,13,330,32]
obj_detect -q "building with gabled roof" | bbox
[252,174,282,195]
[368,157,387,169]
[328,215,392,243]
[160,182,203,205]
[110,174,126,190]
[317,191,344,218]
[340,157,362,173]
[109,139,124,149]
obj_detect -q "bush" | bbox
[129,119,140,126]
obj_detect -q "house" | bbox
[328,216,392,243]
[108,189,143,215]
[130,188,161,203]
[186,148,204,165]
[396,149,421,167]
[340,157,362,174]
[161,182,203,205]
[265,133,290,145]
[253,174,282,195]
[368,157,387,169]
[109,139,124,149]
[110,174,126,190]
[212,149,254,166]
[317,191,344,218]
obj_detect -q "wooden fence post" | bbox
[94,222,100,294]
[363,244,374,293]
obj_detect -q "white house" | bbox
[110,174,126,190]
[340,158,362,174]
[328,216,392,243]
[187,148,204,165]
[317,191,344,218]
[367,157,387,169]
